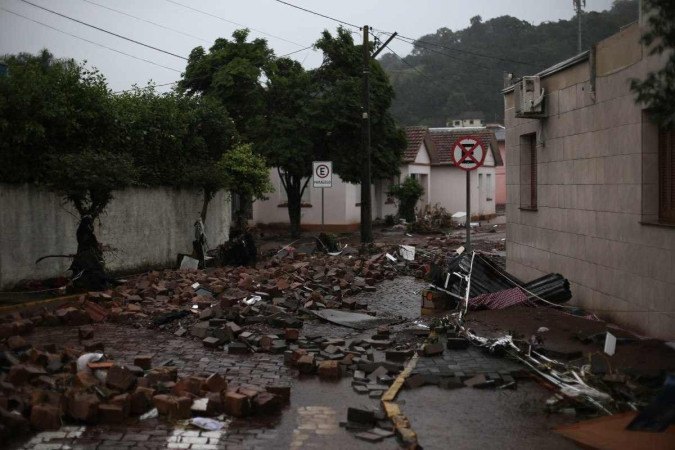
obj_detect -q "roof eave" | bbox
[501,50,590,94]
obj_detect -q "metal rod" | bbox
[321,187,325,231]
[466,170,471,252]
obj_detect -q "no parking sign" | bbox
[451,136,486,171]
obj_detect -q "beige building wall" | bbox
[503,23,675,339]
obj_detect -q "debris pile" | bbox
[0,334,290,440]
[341,407,395,443]
[283,326,405,388]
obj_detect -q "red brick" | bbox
[106,365,137,391]
[318,360,341,379]
[75,371,100,389]
[111,393,130,418]
[67,392,100,422]
[204,373,227,393]
[296,355,315,374]
[130,387,154,415]
[133,355,152,370]
[98,403,124,424]
[265,385,291,402]
[284,328,300,341]
[253,392,280,415]
[30,404,61,431]
[224,391,250,417]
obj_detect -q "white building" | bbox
[252,126,502,231]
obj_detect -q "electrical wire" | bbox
[1,7,183,73]
[272,0,360,30]
[166,0,307,48]
[271,0,539,68]
[81,0,210,44]
[110,45,315,94]
[19,0,188,60]
[385,31,538,68]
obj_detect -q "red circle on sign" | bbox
[315,164,330,178]
[450,136,487,172]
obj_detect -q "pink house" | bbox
[487,124,506,210]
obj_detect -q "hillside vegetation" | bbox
[380,0,639,126]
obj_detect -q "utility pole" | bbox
[573,0,586,54]
[360,25,372,244]
[359,27,397,245]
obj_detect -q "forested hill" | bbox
[379,0,638,126]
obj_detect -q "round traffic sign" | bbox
[315,164,330,178]
[450,136,486,171]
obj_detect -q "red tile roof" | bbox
[403,126,429,163]
[427,128,503,166]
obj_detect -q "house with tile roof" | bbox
[251,125,502,231]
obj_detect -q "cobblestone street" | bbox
[7,275,577,450]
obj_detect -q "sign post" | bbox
[451,136,486,252]
[312,161,333,230]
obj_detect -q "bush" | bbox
[388,177,424,223]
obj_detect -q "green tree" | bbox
[113,85,238,221]
[630,0,675,127]
[178,29,273,141]
[216,143,273,231]
[258,58,317,237]
[389,176,424,223]
[0,50,115,183]
[313,28,406,183]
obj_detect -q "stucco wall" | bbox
[504,23,675,339]
[429,165,496,217]
[495,142,507,206]
[0,184,230,288]
[253,168,385,230]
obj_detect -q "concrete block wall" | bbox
[504,25,675,339]
[0,185,231,288]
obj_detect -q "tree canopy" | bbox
[180,28,406,237]
[630,0,675,128]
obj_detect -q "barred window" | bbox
[658,128,675,223]
[519,133,537,210]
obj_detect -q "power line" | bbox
[1,7,183,73]
[382,43,450,92]
[110,46,315,95]
[82,0,314,62]
[269,1,536,68]
[390,32,537,68]
[165,0,307,48]
[19,0,188,60]
[272,0,360,29]
[81,0,210,44]
[394,37,493,71]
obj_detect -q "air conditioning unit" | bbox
[515,76,546,118]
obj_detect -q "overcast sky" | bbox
[0,0,616,92]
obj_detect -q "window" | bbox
[659,128,675,223]
[520,133,537,210]
[486,173,493,201]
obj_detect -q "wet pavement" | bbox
[9,273,578,449]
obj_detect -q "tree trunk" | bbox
[282,172,309,239]
[70,214,107,291]
[201,190,214,223]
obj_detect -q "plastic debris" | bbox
[140,408,158,420]
[189,417,227,431]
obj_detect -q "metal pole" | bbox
[466,170,471,252]
[321,187,325,231]
[360,25,373,244]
